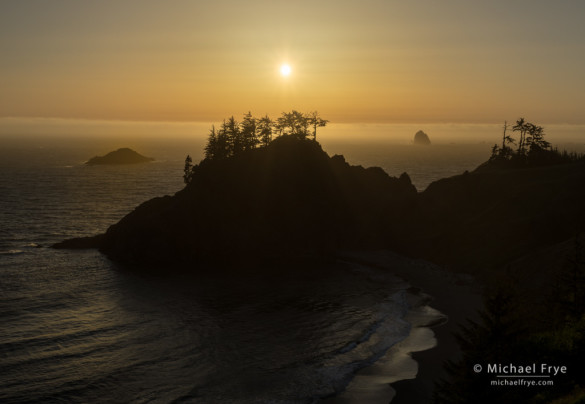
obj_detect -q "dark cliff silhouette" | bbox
[57,127,585,274]
[410,162,585,273]
[406,119,585,275]
[65,136,416,266]
[415,121,585,403]
[53,120,585,402]
[86,148,154,165]
[52,119,585,402]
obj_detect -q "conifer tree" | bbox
[434,290,523,403]
[500,120,515,158]
[307,111,328,141]
[200,110,329,161]
[183,155,193,184]
[215,124,230,160]
[257,115,274,147]
[240,111,258,151]
[290,110,310,139]
[275,116,286,137]
[526,123,549,151]
[204,125,218,160]
[555,233,585,318]
[221,117,241,157]
[513,118,528,155]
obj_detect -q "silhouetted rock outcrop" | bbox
[57,136,585,279]
[80,136,417,267]
[414,130,431,145]
[86,148,154,165]
[410,162,585,274]
[53,234,104,249]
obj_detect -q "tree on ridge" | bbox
[308,111,329,141]
[240,111,259,151]
[197,110,328,163]
[257,115,274,147]
[183,155,193,184]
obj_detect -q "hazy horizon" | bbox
[2,1,585,124]
[1,117,584,146]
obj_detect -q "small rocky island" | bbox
[86,148,154,165]
[413,130,431,145]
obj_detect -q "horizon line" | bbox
[2,116,585,127]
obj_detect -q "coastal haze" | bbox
[2,119,584,191]
[2,1,585,403]
[2,1,585,123]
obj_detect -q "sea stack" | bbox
[414,130,431,145]
[85,148,154,165]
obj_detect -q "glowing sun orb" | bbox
[280,64,292,76]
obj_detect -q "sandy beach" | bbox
[330,250,484,404]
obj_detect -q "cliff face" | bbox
[99,136,417,266]
[59,137,585,277]
[86,148,154,165]
[412,162,585,273]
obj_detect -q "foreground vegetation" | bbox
[435,239,585,403]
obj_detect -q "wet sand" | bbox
[329,250,483,404]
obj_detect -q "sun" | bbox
[280,64,292,77]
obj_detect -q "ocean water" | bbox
[321,141,491,190]
[0,138,487,403]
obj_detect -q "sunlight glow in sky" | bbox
[280,64,292,77]
[1,0,585,124]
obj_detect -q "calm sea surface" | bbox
[0,138,489,403]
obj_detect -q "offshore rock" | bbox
[414,130,431,145]
[85,148,154,165]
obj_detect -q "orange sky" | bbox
[1,1,585,124]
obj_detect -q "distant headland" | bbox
[85,148,154,165]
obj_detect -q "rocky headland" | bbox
[53,134,585,402]
[58,136,585,280]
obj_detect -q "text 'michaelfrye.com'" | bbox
[473,363,568,388]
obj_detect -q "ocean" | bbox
[0,137,487,403]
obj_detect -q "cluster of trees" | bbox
[489,118,584,167]
[490,118,551,163]
[203,110,328,161]
[183,110,328,184]
[435,236,585,403]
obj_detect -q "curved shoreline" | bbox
[325,293,446,403]
[328,250,483,404]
